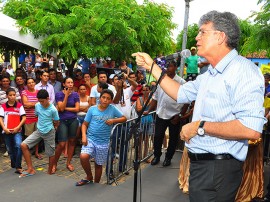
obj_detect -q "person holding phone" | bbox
[53,77,79,173]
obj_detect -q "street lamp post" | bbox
[179,0,193,77]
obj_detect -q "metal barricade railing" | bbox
[106,111,156,184]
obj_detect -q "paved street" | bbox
[0,145,111,184]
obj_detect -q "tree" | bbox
[2,0,176,64]
[238,19,255,54]
[176,23,198,51]
[241,0,270,56]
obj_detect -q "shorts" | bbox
[56,118,78,142]
[81,139,109,165]
[24,122,37,136]
[22,129,55,157]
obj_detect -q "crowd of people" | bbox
[0,54,160,185]
[1,9,270,202]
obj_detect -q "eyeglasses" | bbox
[76,74,82,77]
[197,29,221,37]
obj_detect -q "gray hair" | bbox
[199,11,240,50]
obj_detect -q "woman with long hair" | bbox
[76,84,91,140]
[21,78,41,159]
[53,77,79,173]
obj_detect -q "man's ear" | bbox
[218,32,227,45]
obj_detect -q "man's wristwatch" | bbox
[197,121,206,136]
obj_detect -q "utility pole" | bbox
[180,0,193,77]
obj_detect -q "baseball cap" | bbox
[191,47,196,51]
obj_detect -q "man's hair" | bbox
[40,70,49,76]
[83,73,90,77]
[128,72,136,77]
[1,74,10,81]
[98,71,107,78]
[6,88,16,95]
[199,11,240,49]
[167,60,177,67]
[100,89,113,100]
[37,89,49,99]
[49,68,57,74]
[98,81,109,90]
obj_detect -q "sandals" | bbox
[14,169,24,174]
[66,164,75,172]
[19,171,35,178]
[75,179,93,186]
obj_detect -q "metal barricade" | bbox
[106,111,156,184]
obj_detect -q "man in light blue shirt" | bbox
[132,11,266,202]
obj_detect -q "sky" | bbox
[137,0,263,40]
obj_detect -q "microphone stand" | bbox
[130,68,167,202]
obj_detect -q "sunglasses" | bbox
[76,74,82,77]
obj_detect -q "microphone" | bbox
[160,49,191,61]
[155,49,191,69]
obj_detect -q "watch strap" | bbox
[199,121,206,129]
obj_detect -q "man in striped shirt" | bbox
[132,11,266,202]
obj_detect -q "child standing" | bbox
[0,88,26,174]
[20,89,59,177]
[76,89,126,185]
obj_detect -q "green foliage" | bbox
[241,0,270,56]
[176,24,198,51]
[2,0,176,63]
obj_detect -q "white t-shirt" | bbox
[114,87,133,120]
[153,75,186,119]
[90,84,116,104]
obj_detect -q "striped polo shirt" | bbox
[21,90,38,124]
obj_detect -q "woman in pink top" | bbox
[21,78,41,159]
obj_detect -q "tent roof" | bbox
[0,12,41,50]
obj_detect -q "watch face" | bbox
[198,128,205,136]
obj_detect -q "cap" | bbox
[191,47,196,51]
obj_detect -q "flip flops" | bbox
[75,179,94,186]
[66,164,75,172]
[14,169,24,174]
[19,171,35,178]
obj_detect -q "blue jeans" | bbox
[4,133,22,169]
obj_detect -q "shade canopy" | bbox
[0,12,42,51]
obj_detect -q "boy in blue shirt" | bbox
[76,89,126,186]
[20,89,59,177]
